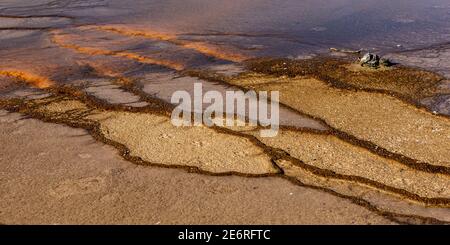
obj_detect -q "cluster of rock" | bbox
[359,53,392,68]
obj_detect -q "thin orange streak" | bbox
[95,25,249,62]
[51,32,185,71]
[0,70,53,88]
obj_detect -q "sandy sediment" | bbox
[96,112,278,174]
[0,110,392,224]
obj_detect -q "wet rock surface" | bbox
[360,53,381,68]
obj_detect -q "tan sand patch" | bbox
[49,176,107,199]
[39,99,88,113]
[97,112,277,174]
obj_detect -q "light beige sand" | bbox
[97,112,278,174]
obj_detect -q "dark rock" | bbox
[359,53,393,68]
[360,53,380,68]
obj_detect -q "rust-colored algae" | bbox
[50,31,185,70]
[0,70,53,88]
[94,25,250,62]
